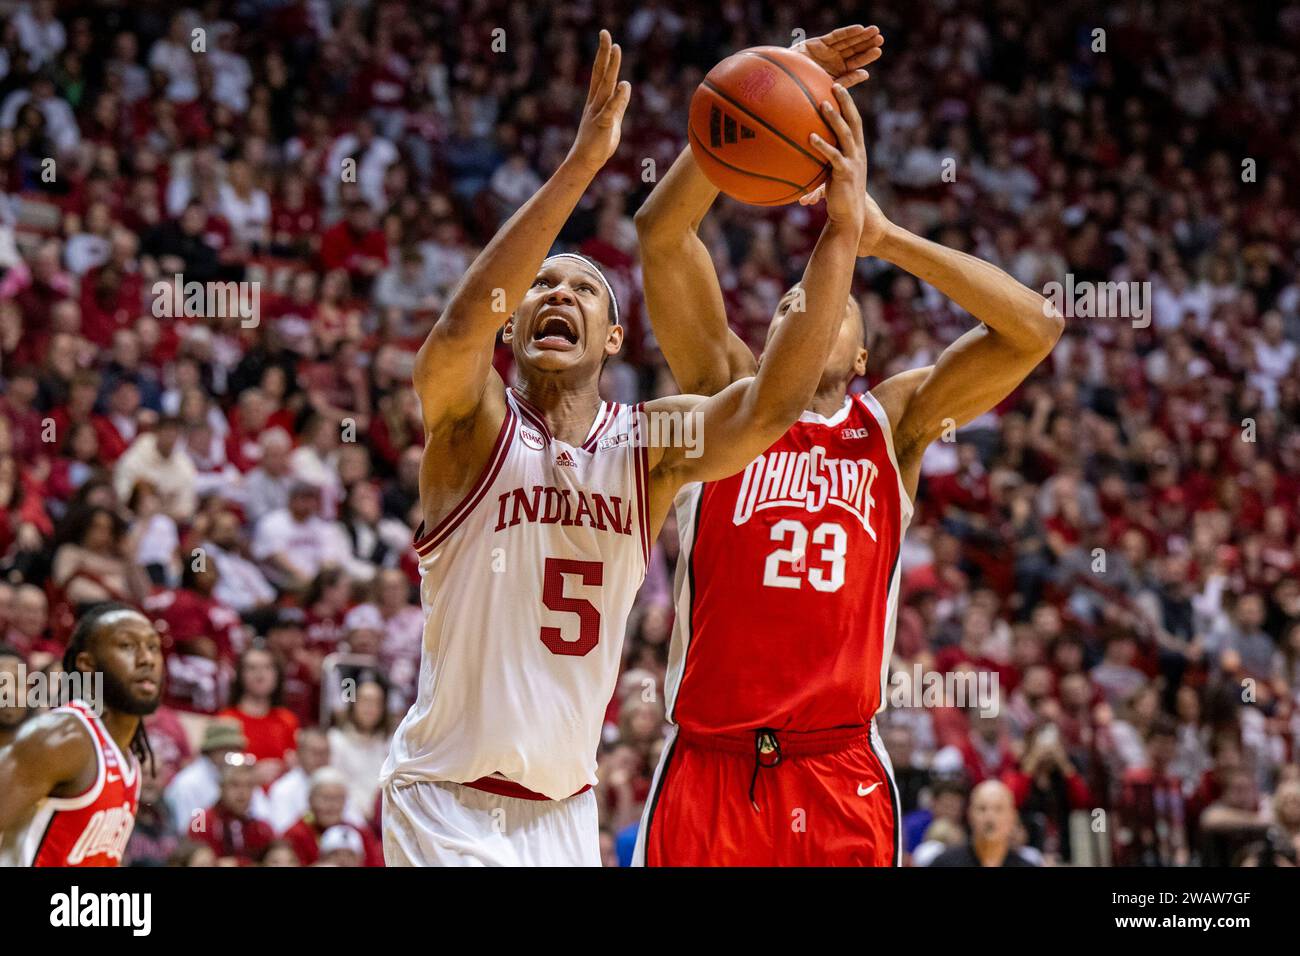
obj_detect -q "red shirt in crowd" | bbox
[144,587,244,661]
[271,200,321,243]
[91,414,132,463]
[216,705,300,763]
[281,818,384,867]
[319,222,388,276]
[79,266,145,347]
[193,804,275,865]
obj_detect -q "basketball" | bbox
[688,45,841,206]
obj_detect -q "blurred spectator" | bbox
[281,767,383,867]
[260,841,301,867]
[316,825,365,867]
[265,725,365,833]
[1002,722,1092,862]
[124,768,180,867]
[326,672,392,819]
[251,480,365,591]
[199,507,277,613]
[113,416,197,522]
[319,198,388,285]
[928,780,1039,867]
[163,718,269,834]
[216,645,299,772]
[192,758,275,865]
[904,778,967,855]
[49,504,145,609]
[240,426,295,523]
[1113,718,1189,866]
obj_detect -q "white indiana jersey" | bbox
[382,388,652,800]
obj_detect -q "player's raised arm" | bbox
[0,713,93,830]
[634,25,883,396]
[862,198,1065,490]
[633,148,741,395]
[412,30,631,428]
[646,85,866,500]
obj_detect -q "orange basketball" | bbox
[688,46,840,206]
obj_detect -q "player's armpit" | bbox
[866,222,1062,463]
[892,322,1054,459]
[0,712,95,830]
[724,333,759,387]
[415,370,509,525]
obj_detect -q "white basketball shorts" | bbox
[382,779,601,867]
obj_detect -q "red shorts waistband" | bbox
[676,724,872,756]
[460,775,592,802]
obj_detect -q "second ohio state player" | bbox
[0,603,162,867]
[632,26,1062,865]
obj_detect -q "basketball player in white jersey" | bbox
[381,30,870,865]
[632,26,1063,865]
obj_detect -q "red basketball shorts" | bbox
[636,721,900,866]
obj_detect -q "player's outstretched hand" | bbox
[568,30,632,175]
[796,25,882,214]
[808,84,867,229]
[792,24,884,89]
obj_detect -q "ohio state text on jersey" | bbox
[666,392,913,734]
[382,389,651,800]
[1,699,141,866]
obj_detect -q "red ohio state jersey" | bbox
[666,392,913,734]
[1,699,141,867]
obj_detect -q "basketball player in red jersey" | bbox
[383,31,869,865]
[632,25,1063,866]
[0,603,162,866]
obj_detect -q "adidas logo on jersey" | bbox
[555,451,577,468]
[709,105,757,148]
[732,444,880,539]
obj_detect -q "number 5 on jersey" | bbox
[540,557,603,655]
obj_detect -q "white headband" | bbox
[542,253,620,325]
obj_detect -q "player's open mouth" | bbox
[532,312,580,349]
